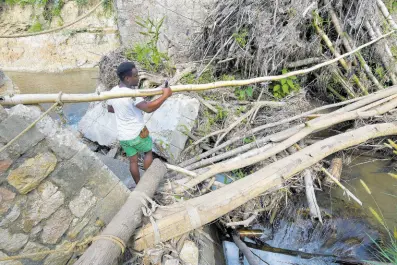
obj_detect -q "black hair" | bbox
[117,62,136,81]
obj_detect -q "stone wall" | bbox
[115,0,215,61]
[0,104,130,264]
[0,1,120,72]
[0,70,20,97]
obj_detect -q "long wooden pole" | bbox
[75,159,167,265]
[133,122,397,250]
[0,30,394,106]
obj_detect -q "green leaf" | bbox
[281,79,286,85]
[282,68,288,75]
[290,76,297,80]
[239,90,246,100]
[282,84,289,93]
[246,86,253,97]
[274,84,281,92]
[287,79,295,89]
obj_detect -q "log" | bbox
[303,169,323,223]
[0,31,394,106]
[134,123,397,250]
[176,95,397,193]
[75,159,167,265]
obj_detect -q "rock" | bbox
[78,103,118,146]
[21,241,50,261]
[0,228,28,252]
[164,259,180,265]
[0,70,5,87]
[0,159,13,175]
[41,207,73,244]
[0,105,8,122]
[29,225,43,241]
[0,251,23,265]
[0,107,45,158]
[69,188,97,218]
[0,205,21,228]
[22,182,64,232]
[0,187,16,215]
[96,153,138,188]
[144,94,199,162]
[78,95,200,162]
[43,241,73,265]
[49,146,112,198]
[0,71,20,97]
[7,152,57,194]
[67,217,89,240]
[46,129,85,160]
[180,240,199,265]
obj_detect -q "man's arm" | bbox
[107,105,115,113]
[136,87,172,113]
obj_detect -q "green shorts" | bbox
[120,135,153,157]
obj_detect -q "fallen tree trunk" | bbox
[175,95,397,193]
[0,31,394,106]
[75,159,167,265]
[180,87,397,168]
[134,122,397,250]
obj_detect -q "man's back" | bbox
[107,86,145,141]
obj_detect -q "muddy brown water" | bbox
[5,69,98,128]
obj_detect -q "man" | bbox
[107,62,172,185]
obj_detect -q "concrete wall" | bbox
[115,0,215,61]
[0,1,120,72]
[0,104,130,265]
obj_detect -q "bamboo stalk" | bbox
[331,68,357,98]
[1,31,394,106]
[329,8,383,90]
[313,13,368,95]
[176,95,397,193]
[327,85,347,101]
[134,123,397,250]
[365,20,397,84]
[376,0,397,30]
[180,87,397,168]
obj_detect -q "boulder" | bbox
[7,152,57,194]
[20,241,50,261]
[78,94,200,162]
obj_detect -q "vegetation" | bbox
[271,69,299,99]
[125,16,172,73]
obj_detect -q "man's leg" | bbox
[129,155,140,184]
[143,150,153,170]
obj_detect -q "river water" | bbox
[5,69,98,128]
[225,156,397,265]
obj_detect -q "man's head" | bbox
[117,62,139,88]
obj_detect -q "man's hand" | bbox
[162,87,172,98]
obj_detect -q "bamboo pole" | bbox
[134,123,397,250]
[1,31,395,106]
[365,20,397,84]
[313,13,368,95]
[175,95,397,193]
[329,8,383,90]
[376,0,397,30]
[179,86,397,168]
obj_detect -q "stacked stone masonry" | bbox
[0,104,130,265]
